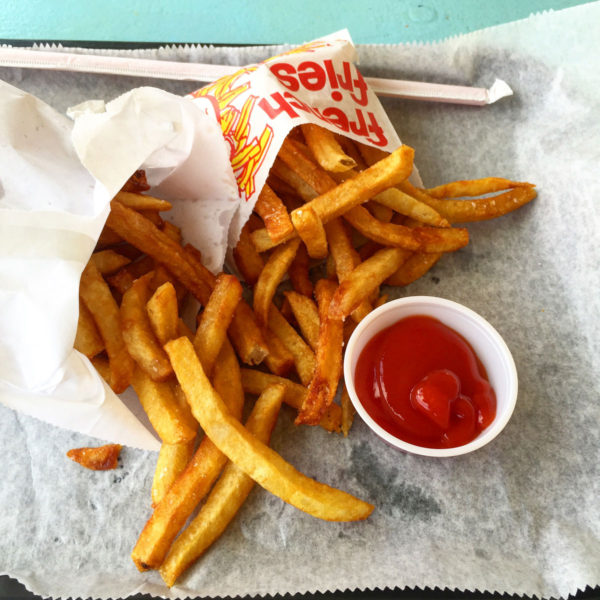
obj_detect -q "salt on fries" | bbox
[71,125,535,585]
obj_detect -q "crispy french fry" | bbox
[324,218,373,322]
[262,329,295,376]
[406,183,538,223]
[340,385,356,437]
[301,123,357,173]
[74,299,104,358]
[289,144,415,225]
[131,367,197,444]
[283,290,320,352]
[121,169,150,193]
[91,249,131,275]
[233,220,265,285]
[288,242,313,297]
[161,221,182,244]
[159,383,285,586]
[79,261,133,394]
[151,439,196,508]
[147,282,179,347]
[164,336,373,521]
[66,444,122,471]
[425,177,534,199]
[296,280,344,426]
[96,227,123,249]
[254,184,295,243]
[253,237,301,327]
[131,339,244,571]
[329,248,409,320]
[291,205,328,259]
[121,273,173,382]
[372,186,449,227]
[194,273,242,377]
[91,355,111,385]
[385,251,443,286]
[343,205,469,253]
[107,201,268,365]
[268,305,316,386]
[240,369,342,433]
[115,191,172,211]
[270,158,319,202]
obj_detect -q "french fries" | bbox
[159,383,285,586]
[78,117,535,586]
[164,336,373,521]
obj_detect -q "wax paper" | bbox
[0,3,599,599]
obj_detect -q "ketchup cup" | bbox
[343,296,518,457]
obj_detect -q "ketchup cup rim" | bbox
[343,296,518,458]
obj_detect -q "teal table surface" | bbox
[0,0,592,45]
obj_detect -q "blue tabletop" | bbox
[0,0,591,45]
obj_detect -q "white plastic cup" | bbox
[343,296,518,457]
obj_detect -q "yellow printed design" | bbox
[192,68,272,200]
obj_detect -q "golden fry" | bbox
[74,299,104,358]
[254,184,295,243]
[151,440,196,508]
[131,339,244,571]
[131,367,197,444]
[233,220,265,284]
[66,444,122,471]
[301,123,356,173]
[329,248,409,320]
[288,242,314,297]
[240,368,342,433]
[291,205,328,259]
[159,383,285,586]
[283,290,320,352]
[79,260,134,394]
[164,336,373,521]
[268,305,316,386]
[425,177,534,199]
[114,191,172,211]
[147,282,179,347]
[121,273,173,382]
[91,249,131,275]
[253,237,301,327]
[194,273,242,377]
[296,280,343,426]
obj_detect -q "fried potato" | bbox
[165,336,373,521]
[385,251,443,286]
[268,305,316,386]
[340,385,356,438]
[131,367,197,445]
[66,444,122,471]
[74,299,104,359]
[283,291,320,352]
[240,369,342,433]
[91,249,131,275]
[254,184,295,243]
[416,184,537,223]
[146,282,179,347]
[296,280,344,426]
[301,123,356,173]
[288,242,313,297]
[233,220,265,285]
[121,273,173,382]
[131,339,244,571]
[343,205,469,252]
[159,383,285,586]
[114,191,172,211]
[151,440,196,508]
[253,237,301,327]
[425,177,534,198]
[262,329,295,376]
[79,260,134,394]
[329,248,410,320]
[291,205,328,259]
[194,273,242,377]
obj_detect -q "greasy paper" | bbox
[0,3,599,600]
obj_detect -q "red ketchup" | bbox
[354,315,496,449]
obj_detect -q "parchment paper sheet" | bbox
[1,3,599,599]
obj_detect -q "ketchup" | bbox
[354,315,496,449]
